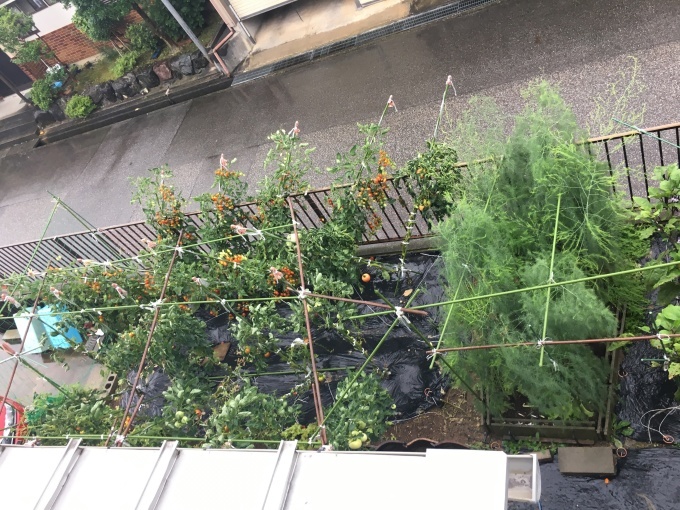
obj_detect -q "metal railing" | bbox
[587,122,680,201]
[1,121,679,277]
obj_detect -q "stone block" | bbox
[153,62,173,82]
[558,447,616,476]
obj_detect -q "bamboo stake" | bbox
[0,223,294,287]
[0,201,59,318]
[287,198,327,445]
[426,333,680,354]
[115,231,183,444]
[346,260,680,320]
[312,290,421,440]
[540,194,561,366]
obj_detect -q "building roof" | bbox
[0,440,541,509]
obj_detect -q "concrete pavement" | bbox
[1,0,680,246]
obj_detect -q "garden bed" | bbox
[484,350,623,443]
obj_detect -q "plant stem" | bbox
[540,194,561,367]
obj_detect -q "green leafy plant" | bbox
[25,385,121,446]
[396,140,461,226]
[0,8,53,64]
[204,380,297,448]
[326,372,394,450]
[126,22,157,53]
[112,51,140,78]
[30,79,57,111]
[138,0,206,41]
[64,95,97,119]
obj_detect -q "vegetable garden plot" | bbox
[5,78,680,454]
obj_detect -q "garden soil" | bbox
[239,252,450,424]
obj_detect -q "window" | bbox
[7,0,56,15]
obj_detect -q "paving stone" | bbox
[558,447,616,476]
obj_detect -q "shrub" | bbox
[112,51,139,78]
[30,79,56,111]
[126,22,157,53]
[64,95,96,119]
[139,0,206,41]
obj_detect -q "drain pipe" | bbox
[158,0,226,75]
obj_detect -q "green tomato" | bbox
[348,438,363,450]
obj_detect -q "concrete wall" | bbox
[31,4,77,36]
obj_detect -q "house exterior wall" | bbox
[30,4,77,35]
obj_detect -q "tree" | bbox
[64,0,178,49]
[0,8,54,65]
[136,0,207,42]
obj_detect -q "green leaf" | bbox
[668,362,680,379]
[656,282,680,306]
[638,226,656,239]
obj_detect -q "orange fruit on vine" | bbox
[361,273,371,283]
[244,347,250,355]
[264,352,271,358]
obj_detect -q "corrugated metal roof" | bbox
[229,0,297,20]
[0,440,541,509]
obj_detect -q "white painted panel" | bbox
[156,449,278,509]
[229,0,297,19]
[53,448,158,510]
[32,4,76,36]
[0,447,65,509]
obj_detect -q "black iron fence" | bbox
[1,121,679,277]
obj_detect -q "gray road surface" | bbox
[1,0,679,246]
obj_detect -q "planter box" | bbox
[483,349,623,442]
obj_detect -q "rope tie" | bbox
[174,246,184,258]
[140,299,164,311]
[394,306,411,325]
[426,349,439,360]
[536,338,546,349]
[297,287,311,300]
[248,228,264,241]
[114,434,126,446]
[398,258,406,278]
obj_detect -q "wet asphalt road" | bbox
[1,0,679,245]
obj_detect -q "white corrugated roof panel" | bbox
[0,440,540,509]
[229,0,297,19]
